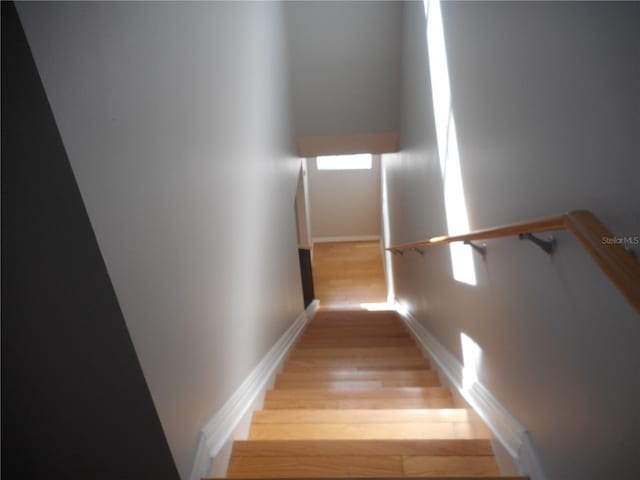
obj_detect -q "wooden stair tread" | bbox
[309,318,402,327]
[313,309,397,314]
[227,455,403,478]
[404,456,500,476]
[226,455,500,478]
[281,368,431,374]
[215,477,528,480]
[224,311,507,479]
[277,370,436,381]
[296,338,416,348]
[276,371,439,388]
[287,354,426,363]
[303,325,408,333]
[249,423,485,440]
[251,409,471,424]
[306,322,404,330]
[262,398,454,409]
[283,358,430,369]
[274,380,389,390]
[266,388,450,400]
[274,380,438,389]
[231,439,493,456]
[290,347,424,358]
[311,313,400,323]
[301,327,410,338]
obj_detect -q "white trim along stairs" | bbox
[189,300,320,480]
[394,302,548,480]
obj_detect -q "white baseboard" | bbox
[394,301,548,480]
[517,431,548,480]
[188,300,319,480]
[313,235,381,243]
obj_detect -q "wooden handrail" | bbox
[387,210,640,313]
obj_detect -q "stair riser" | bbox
[265,388,450,401]
[276,370,437,382]
[251,409,471,425]
[290,347,423,358]
[263,399,454,409]
[249,423,486,440]
[296,338,416,348]
[284,358,430,369]
[274,380,439,389]
[231,439,493,456]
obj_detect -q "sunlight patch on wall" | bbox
[360,302,395,311]
[424,0,476,286]
[381,154,396,302]
[394,301,410,317]
[460,332,482,390]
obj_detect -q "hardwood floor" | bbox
[312,241,387,307]
[222,310,526,479]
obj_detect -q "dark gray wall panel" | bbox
[1,3,179,478]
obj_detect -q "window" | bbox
[316,153,372,170]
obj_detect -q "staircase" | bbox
[221,309,527,479]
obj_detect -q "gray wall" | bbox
[387,1,640,479]
[16,2,303,478]
[285,1,402,137]
[308,156,382,240]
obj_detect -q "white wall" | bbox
[16,2,303,478]
[388,1,640,479]
[308,156,382,240]
[295,159,313,247]
[285,1,402,137]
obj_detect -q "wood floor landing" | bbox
[311,241,387,308]
[217,310,526,480]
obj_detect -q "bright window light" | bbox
[316,154,372,171]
